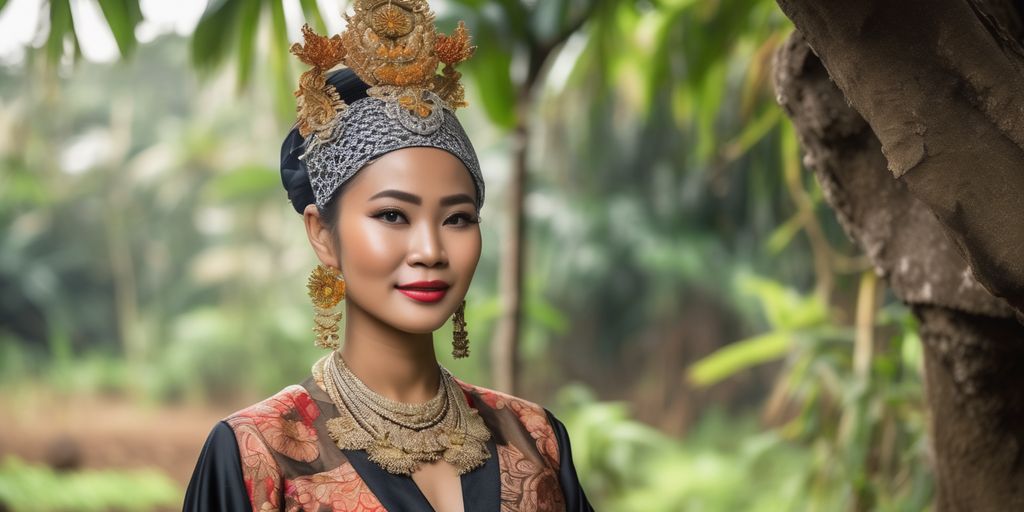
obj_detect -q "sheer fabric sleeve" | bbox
[183,420,253,512]
[544,409,596,511]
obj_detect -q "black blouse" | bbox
[184,390,594,511]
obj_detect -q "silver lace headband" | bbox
[300,96,485,212]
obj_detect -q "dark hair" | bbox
[279,68,371,229]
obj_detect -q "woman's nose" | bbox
[407,222,447,268]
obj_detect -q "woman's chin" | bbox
[391,319,448,335]
[385,306,452,334]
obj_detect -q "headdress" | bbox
[289,0,484,211]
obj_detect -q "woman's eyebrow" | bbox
[440,193,475,207]
[368,190,419,203]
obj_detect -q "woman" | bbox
[183,2,593,510]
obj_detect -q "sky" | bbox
[0,0,350,66]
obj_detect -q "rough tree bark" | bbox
[772,1,1024,508]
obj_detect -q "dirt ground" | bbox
[0,387,242,500]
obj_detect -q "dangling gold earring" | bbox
[452,299,470,359]
[307,264,346,350]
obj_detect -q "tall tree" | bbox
[451,0,600,393]
[772,1,1024,508]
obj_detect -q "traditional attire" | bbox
[183,375,593,511]
[184,3,593,508]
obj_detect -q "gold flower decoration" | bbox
[307,265,346,309]
[294,69,345,138]
[434,21,474,67]
[291,25,349,139]
[290,24,346,68]
[291,0,477,135]
[371,3,414,38]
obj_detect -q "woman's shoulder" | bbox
[453,378,567,465]
[453,377,551,417]
[221,384,319,430]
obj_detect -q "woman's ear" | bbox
[303,204,339,268]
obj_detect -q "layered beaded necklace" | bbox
[311,351,491,475]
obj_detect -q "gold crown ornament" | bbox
[290,0,476,146]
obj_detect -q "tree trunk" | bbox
[774,0,1024,319]
[773,24,1024,510]
[490,88,529,394]
[486,3,598,395]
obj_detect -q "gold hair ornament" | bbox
[290,0,476,146]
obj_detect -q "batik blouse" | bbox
[183,374,594,511]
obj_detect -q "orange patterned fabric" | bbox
[456,380,562,467]
[496,444,566,512]
[223,380,566,511]
[454,379,566,511]
[284,463,386,512]
[224,385,386,512]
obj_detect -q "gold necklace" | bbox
[311,351,491,475]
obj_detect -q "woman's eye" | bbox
[445,213,480,226]
[374,210,407,224]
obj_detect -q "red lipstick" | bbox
[395,280,450,304]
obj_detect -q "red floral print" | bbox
[229,385,322,464]
[227,418,283,509]
[455,379,562,468]
[283,462,386,511]
[222,380,569,511]
[261,418,319,463]
[454,379,567,511]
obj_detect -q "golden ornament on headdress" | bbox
[290,0,477,140]
[291,25,348,139]
[433,21,474,109]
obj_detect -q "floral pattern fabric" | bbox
[217,377,575,511]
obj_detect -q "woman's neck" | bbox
[337,300,441,404]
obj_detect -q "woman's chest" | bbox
[226,381,567,511]
[273,441,565,512]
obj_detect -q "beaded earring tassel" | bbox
[307,264,346,349]
[452,300,469,358]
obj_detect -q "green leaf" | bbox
[687,331,792,387]
[192,0,243,73]
[46,0,75,66]
[235,0,263,90]
[463,23,517,129]
[765,210,803,254]
[269,0,296,121]
[298,0,327,34]
[722,106,781,161]
[736,274,828,329]
[0,0,11,14]
[695,58,727,163]
[96,0,142,58]
[642,3,687,110]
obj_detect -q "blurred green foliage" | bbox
[686,274,932,510]
[0,456,180,511]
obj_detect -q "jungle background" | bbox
[0,0,942,510]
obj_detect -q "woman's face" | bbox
[311,147,482,334]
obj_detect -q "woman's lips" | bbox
[395,281,450,304]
